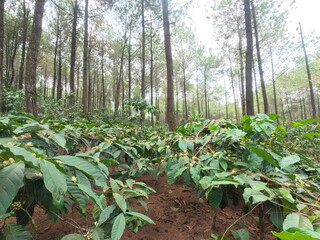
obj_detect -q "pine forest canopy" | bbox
[0,0,319,125]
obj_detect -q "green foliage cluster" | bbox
[0,112,319,240]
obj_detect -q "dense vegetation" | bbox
[0,110,319,239]
[0,0,320,239]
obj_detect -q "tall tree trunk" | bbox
[52,10,60,98]
[224,76,229,119]
[0,0,4,113]
[150,23,154,125]
[25,0,46,117]
[251,0,268,114]
[253,62,260,113]
[196,66,200,114]
[204,67,208,119]
[162,0,175,130]
[8,36,18,86]
[237,17,246,116]
[299,23,316,118]
[182,65,188,120]
[82,0,88,114]
[101,47,106,108]
[128,21,132,100]
[141,0,146,122]
[18,0,29,90]
[57,29,62,99]
[69,0,78,100]
[229,53,239,122]
[270,51,278,115]
[244,0,254,115]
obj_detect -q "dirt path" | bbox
[24,174,276,240]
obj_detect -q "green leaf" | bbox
[98,204,117,225]
[283,213,314,231]
[0,163,25,217]
[54,155,107,187]
[50,133,67,149]
[4,223,33,240]
[77,184,103,209]
[61,234,85,240]
[231,228,250,240]
[126,211,155,224]
[243,188,271,204]
[111,213,126,240]
[208,188,223,208]
[270,204,284,229]
[39,159,67,208]
[4,145,40,167]
[178,140,188,151]
[113,193,127,213]
[250,146,278,167]
[66,179,87,215]
[272,228,320,240]
[279,155,300,170]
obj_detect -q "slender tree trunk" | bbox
[150,23,154,125]
[0,0,4,113]
[25,0,46,117]
[162,0,175,130]
[101,47,106,108]
[299,23,316,118]
[52,10,60,98]
[175,77,179,121]
[204,67,208,119]
[141,0,146,122]
[69,0,78,100]
[229,54,239,122]
[8,36,18,87]
[251,0,268,114]
[57,30,62,100]
[18,0,29,90]
[196,66,200,114]
[253,62,260,113]
[270,51,278,115]
[237,17,246,116]
[82,0,88,114]
[244,0,254,115]
[182,66,188,119]
[128,22,132,100]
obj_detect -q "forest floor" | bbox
[21,173,278,240]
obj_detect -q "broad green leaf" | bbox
[111,213,126,240]
[110,178,120,193]
[231,228,250,240]
[4,145,40,167]
[0,163,25,217]
[250,146,278,167]
[190,165,201,185]
[98,204,117,225]
[279,155,300,170]
[208,188,223,208]
[61,234,85,240]
[270,204,284,229]
[243,188,271,204]
[39,159,67,208]
[113,193,127,213]
[283,213,314,231]
[272,228,320,240]
[245,152,263,170]
[77,184,103,209]
[54,155,107,187]
[4,223,33,240]
[178,140,188,151]
[126,211,155,224]
[66,179,87,215]
[50,133,67,149]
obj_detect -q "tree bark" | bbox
[82,0,89,114]
[25,0,46,117]
[69,0,79,98]
[18,0,29,90]
[162,0,175,130]
[251,0,268,114]
[299,23,316,118]
[0,0,4,113]
[237,17,246,116]
[244,0,254,115]
[270,51,278,115]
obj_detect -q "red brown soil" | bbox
[1,174,277,240]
